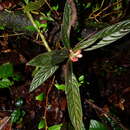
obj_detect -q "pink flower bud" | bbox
[69,49,83,62]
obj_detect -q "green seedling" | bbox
[52,5,59,11]
[78,75,85,84]
[89,120,108,130]
[48,124,63,130]
[35,93,45,101]
[11,109,25,124]
[55,84,65,91]
[40,11,54,21]
[34,20,48,32]
[38,119,45,129]
[0,63,22,88]
[0,25,5,30]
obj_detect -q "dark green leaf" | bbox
[74,20,130,51]
[103,115,123,130]
[0,63,13,78]
[27,49,68,67]
[11,109,25,123]
[11,109,21,123]
[65,61,85,130]
[61,1,72,49]
[84,2,91,9]
[0,78,14,88]
[0,25,5,30]
[38,119,45,129]
[24,0,45,12]
[30,65,58,92]
[48,124,62,130]
[12,74,22,81]
[89,120,108,130]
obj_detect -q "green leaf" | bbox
[61,1,72,49]
[11,109,21,123]
[78,75,85,82]
[84,2,91,9]
[39,23,47,29]
[103,115,123,130]
[12,73,22,81]
[11,109,25,123]
[48,124,62,130]
[24,0,29,4]
[0,78,14,88]
[0,63,13,78]
[0,25,5,30]
[65,61,85,130]
[89,120,108,130]
[52,5,59,11]
[24,0,45,12]
[25,25,36,32]
[40,16,54,21]
[30,65,58,92]
[38,119,45,129]
[74,20,130,51]
[35,93,45,101]
[27,49,68,67]
[55,84,65,91]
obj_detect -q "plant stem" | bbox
[43,77,55,130]
[26,12,51,52]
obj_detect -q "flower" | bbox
[69,50,83,62]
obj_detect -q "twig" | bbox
[26,12,51,52]
[85,99,128,130]
[43,77,55,130]
[89,0,122,22]
[0,33,24,38]
[0,116,11,130]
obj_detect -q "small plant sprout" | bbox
[0,63,22,88]
[35,93,45,101]
[52,5,59,11]
[69,50,83,62]
[38,119,45,129]
[55,84,65,91]
[10,109,25,124]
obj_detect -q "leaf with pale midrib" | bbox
[65,61,85,130]
[74,20,130,51]
[89,120,108,130]
[30,65,58,92]
[61,1,72,49]
[27,49,68,67]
